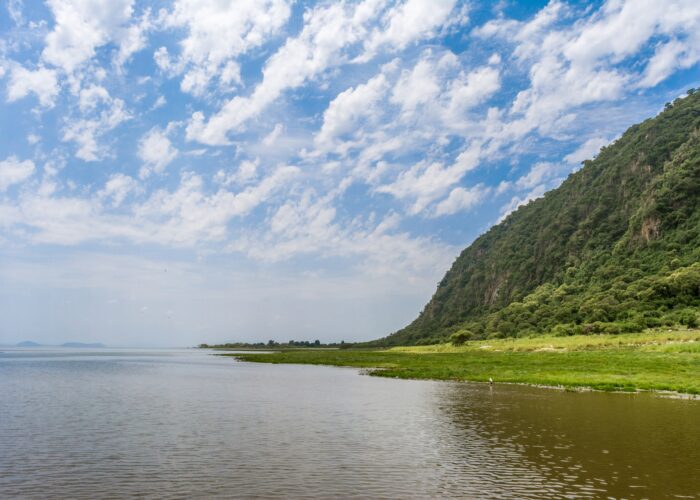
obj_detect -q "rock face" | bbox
[377,90,700,346]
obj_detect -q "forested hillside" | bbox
[377,89,700,346]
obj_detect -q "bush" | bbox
[552,324,577,336]
[677,310,699,328]
[450,331,473,345]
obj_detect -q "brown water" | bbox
[0,348,698,499]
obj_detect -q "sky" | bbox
[0,0,699,347]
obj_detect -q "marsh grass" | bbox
[391,329,700,353]
[227,329,700,394]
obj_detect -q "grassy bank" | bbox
[225,329,700,394]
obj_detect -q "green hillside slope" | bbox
[378,89,700,346]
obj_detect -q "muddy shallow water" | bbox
[1,348,698,498]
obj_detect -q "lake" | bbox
[1,348,698,499]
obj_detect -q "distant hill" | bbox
[376,89,700,346]
[16,341,41,347]
[61,342,106,348]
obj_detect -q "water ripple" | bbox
[1,349,698,499]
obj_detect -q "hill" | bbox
[377,89,700,346]
[16,341,41,347]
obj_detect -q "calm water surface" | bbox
[0,348,698,499]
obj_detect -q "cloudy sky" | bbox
[0,0,698,346]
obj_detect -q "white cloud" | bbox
[99,173,138,207]
[7,65,59,107]
[363,0,459,58]
[0,156,35,191]
[151,95,166,110]
[63,96,131,161]
[42,0,138,74]
[262,123,285,147]
[114,9,152,69]
[377,141,483,214]
[154,46,172,72]
[391,56,441,117]
[138,128,178,178]
[0,164,301,248]
[4,0,700,345]
[315,73,388,151]
[639,38,700,88]
[132,166,300,245]
[187,0,459,145]
[186,1,378,144]
[78,84,109,111]
[564,136,609,164]
[434,184,489,216]
[232,190,455,280]
[515,162,562,190]
[482,0,700,143]
[307,50,501,209]
[163,0,291,96]
[214,158,259,187]
[444,65,500,120]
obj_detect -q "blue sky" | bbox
[1,0,699,346]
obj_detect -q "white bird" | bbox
[489,377,494,385]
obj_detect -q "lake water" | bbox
[1,348,698,499]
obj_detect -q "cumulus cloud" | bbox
[41,0,140,74]
[78,84,109,112]
[391,56,442,117]
[99,173,139,207]
[377,142,482,215]
[515,162,564,190]
[63,95,131,161]
[7,65,59,107]
[214,159,260,187]
[305,49,502,217]
[315,73,388,152]
[162,0,291,96]
[639,38,700,88]
[362,0,460,58]
[479,0,700,143]
[434,184,489,217]
[232,190,455,279]
[2,0,700,328]
[0,156,35,191]
[138,128,178,178]
[186,0,460,145]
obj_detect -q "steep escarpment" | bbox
[378,90,700,345]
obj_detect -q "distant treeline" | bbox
[199,339,353,349]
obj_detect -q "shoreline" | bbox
[223,329,700,396]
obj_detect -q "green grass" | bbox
[225,329,700,394]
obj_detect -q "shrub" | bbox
[552,324,576,336]
[450,331,473,345]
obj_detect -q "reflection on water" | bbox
[434,383,700,499]
[0,348,698,499]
